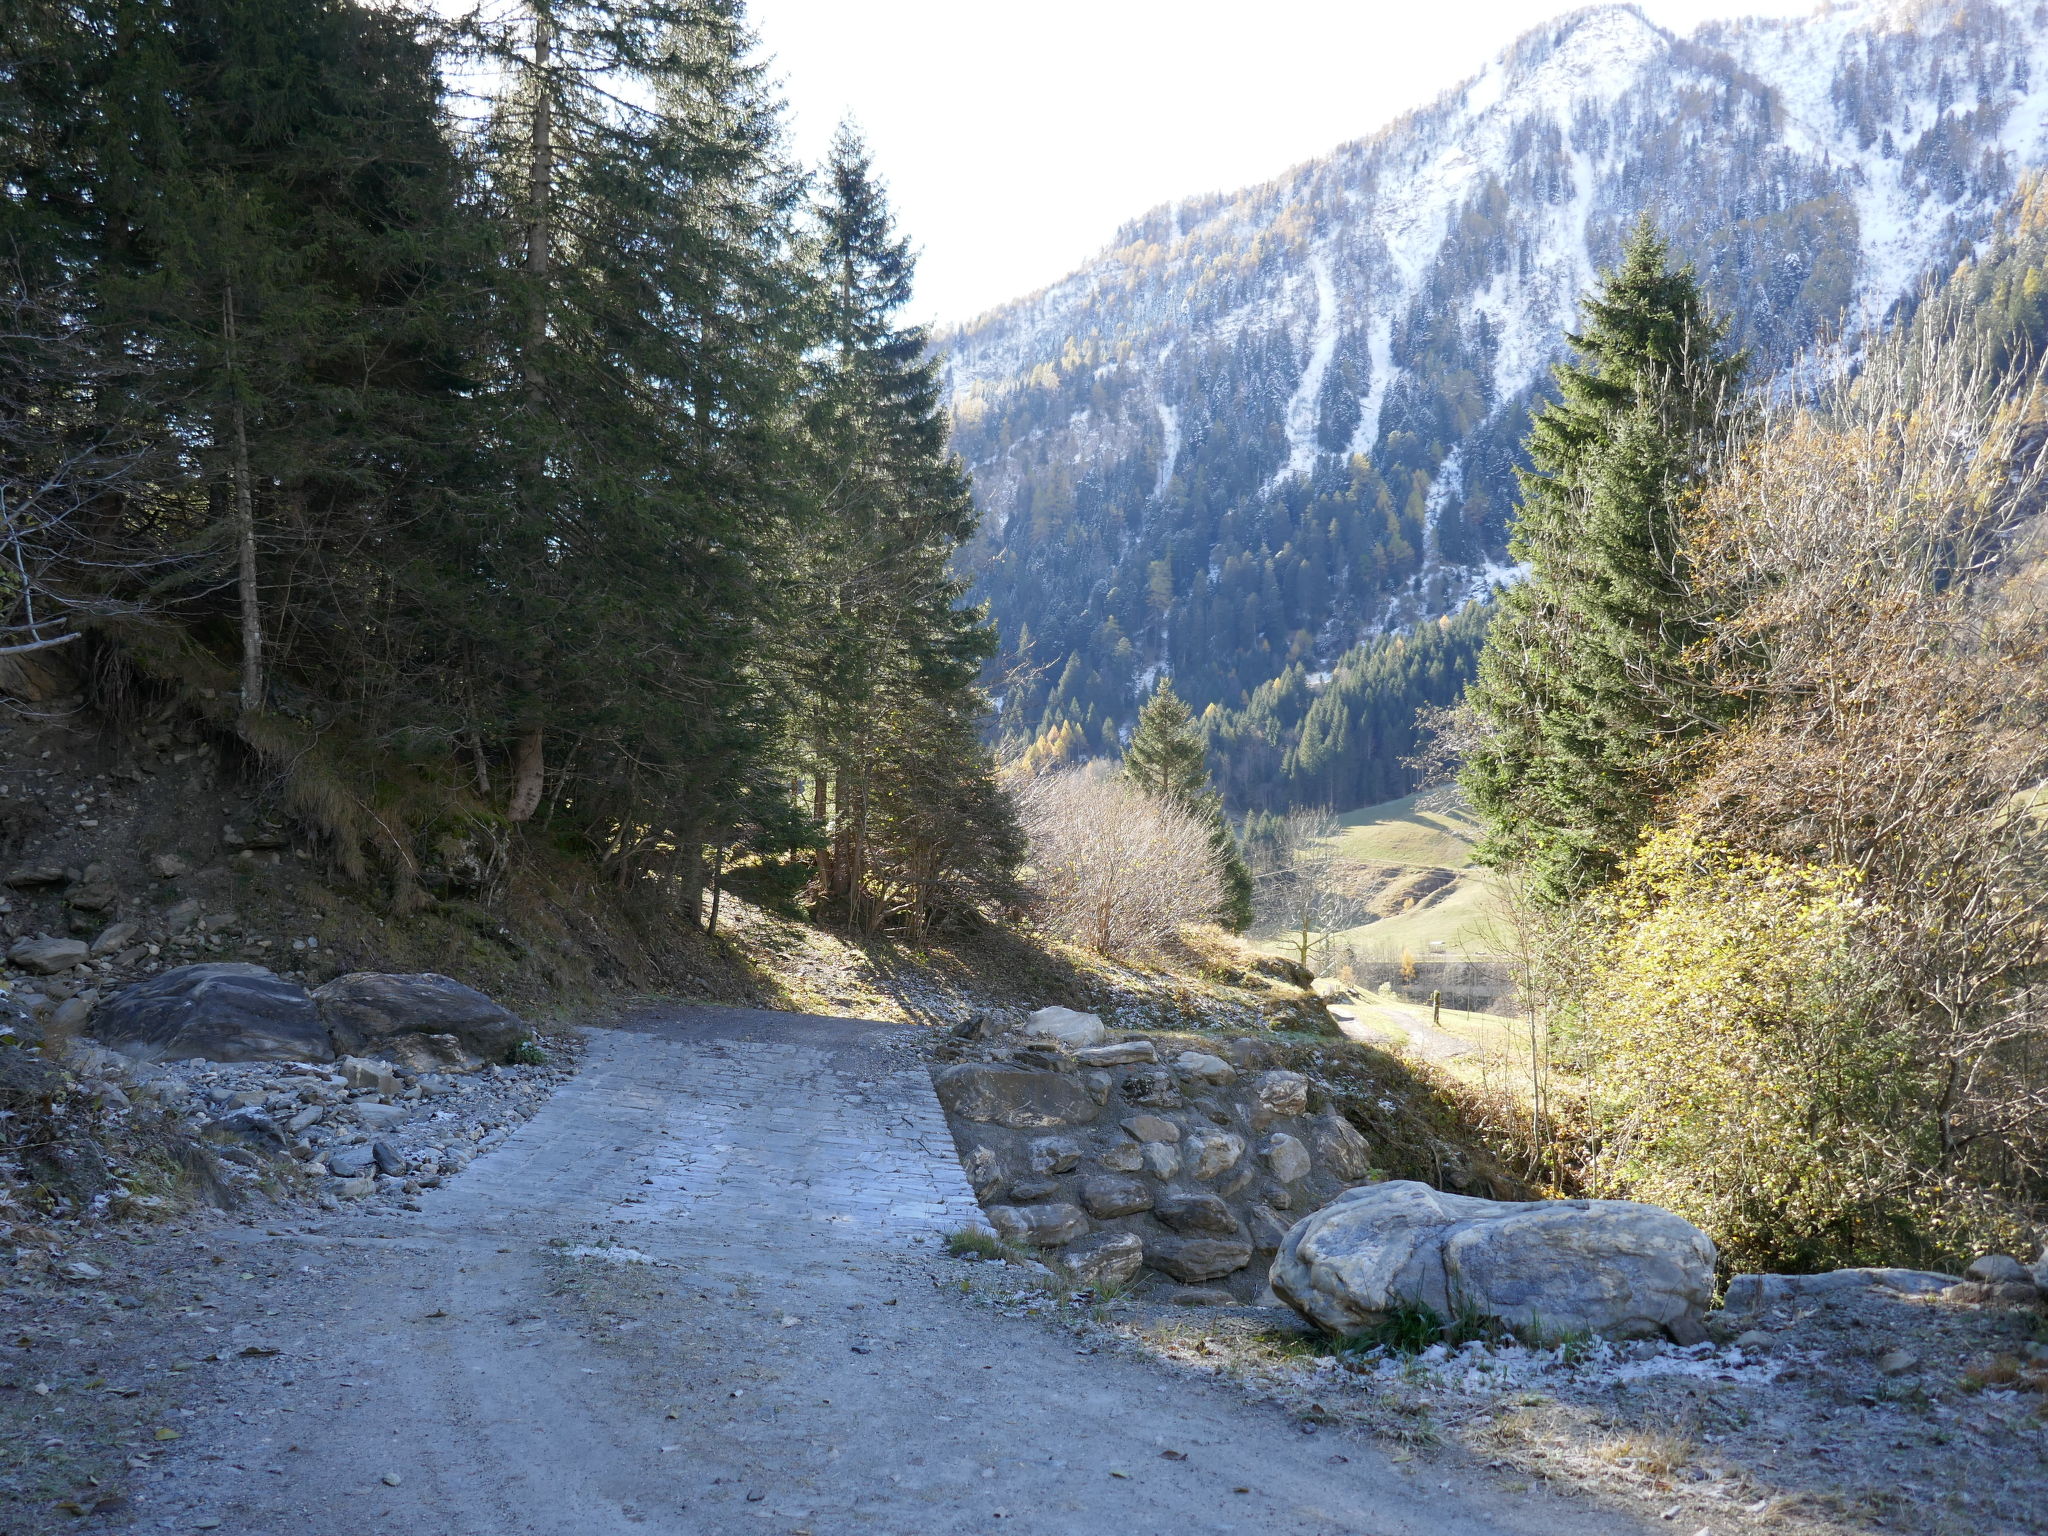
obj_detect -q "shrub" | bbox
[1012,764,1225,958]
[1579,827,1938,1272]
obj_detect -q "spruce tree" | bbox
[1123,680,1255,930]
[468,0,809,897]
[1462,217,1744,900]
[786,124,1016,933]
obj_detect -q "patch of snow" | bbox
[1271,251,1341,488]
[1154,402,1180,501]
[568,1245,661,1265]
[1347,313,1396,460]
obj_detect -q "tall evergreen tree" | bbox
[787,125,1016,933]
[1124,679,1254,930]
[1462,217,1745,900]
[468,0,810,901]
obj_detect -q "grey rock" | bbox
[1306,1112,1372,1182]
[8,936,89,975]
[314,973,526,1064]
[1145,1234,1254,1283]
[333,1174,376,1199]
[1184,1129,1246,1181]
[287,1104,325,1134]
[1076,1069,1113,1106]
[1004,1177,1061,1201]
[1097,1141,1144,1174]
[93,963,331,1063]
[1877,1348,1921,1376]
[1251,1071,1311,1118]
[162,898,201,936]
[338,1056,401,1095]
[324,1144,376,1178]
[4,864,65,887]
[1121,1114,1180,1143]
[1139,1142,1181,1180]
[958,1143,1005,1199]
[1074,1039,1157,1067]
[1028,1136,1084,1176]
[1272,1180,1717,1343]
[1061,1232,1144,1289]
[1246,1203,1294,1252]
[1261,1132,1312,1184]
[148,853,192,879]
[353,1102,407,1131]
[89,921,140,958]
[933,1064,1101,1128]
[1154,1191,1239,1236]
[1077,1175,1154,1219]
[64,878,118,913]
[1719,1268,1958,1312]
[1020,1005,1107,1049]
[1173,1050,1236,1086]
[2035,1248,2048,1292]
[371,1139,408,1177]
[1964,1254,2031,1285]
[987,1202,1090,1247]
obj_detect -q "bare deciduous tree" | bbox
[1252,806,1357,973]
[1013,763,1223,958]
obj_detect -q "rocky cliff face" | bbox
[947,0,2048,742]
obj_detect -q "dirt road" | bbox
[118,1005,1641,1535]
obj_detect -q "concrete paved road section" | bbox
[123,1005,1643,1536]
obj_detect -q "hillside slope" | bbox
[948,0,2048,747]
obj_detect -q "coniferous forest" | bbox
[0,0,1015,933]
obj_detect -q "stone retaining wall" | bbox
[930,1032,1373,1300]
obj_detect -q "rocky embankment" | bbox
[2,957,565,1222]
[931,1006,1375,1301]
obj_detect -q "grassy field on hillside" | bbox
[1327,789,1485,869]
[1257,788,1508,963]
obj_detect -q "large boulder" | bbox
[933,1064,1101,1129]
[1019,1006,1107,1050]
[93,964,331,1064]
[1271,1180,1716,1343]
[313,972,525,1065]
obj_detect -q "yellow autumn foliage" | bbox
[1580,826,1934,1273]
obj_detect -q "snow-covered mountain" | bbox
[948,0,2048,749]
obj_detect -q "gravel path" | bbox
[119,1005,1644,1536]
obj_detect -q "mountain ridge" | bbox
[946,0,2048,758]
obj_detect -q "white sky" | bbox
[745,0,1824,329]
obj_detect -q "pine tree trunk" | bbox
[223,286,263,714]
[510,4,555,802]
[507,727,544,822]
[231,396,262,713]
